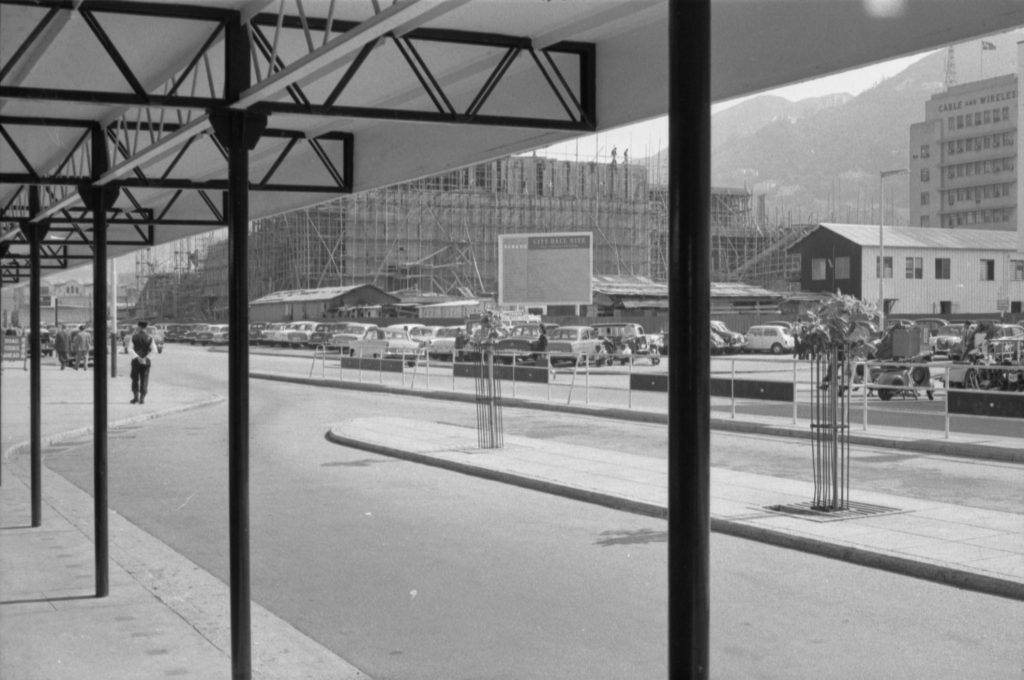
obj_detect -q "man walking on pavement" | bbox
[129,320,154,404]
[53,324,70,369]
[72,324,92,370]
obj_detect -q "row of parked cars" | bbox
[236,319,669,366]
[709,320,798,355]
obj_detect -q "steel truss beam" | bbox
[1,118,354,195]
[0,2,595,129]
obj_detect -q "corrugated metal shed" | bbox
[592,275,668,297]
[811,223,1020,250]
[250,285,396,306]
[710,282,781,300]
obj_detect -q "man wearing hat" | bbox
[129,320,155,404]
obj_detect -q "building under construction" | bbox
[133,154,805,321]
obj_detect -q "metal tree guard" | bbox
[475,347,503,449]
[809,343,851,510]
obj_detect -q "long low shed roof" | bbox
[810,223,1021,250]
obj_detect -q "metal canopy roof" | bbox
[4,0,1024,282]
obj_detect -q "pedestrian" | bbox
[129,320,155,404]
[72,324,92,370]
[53,323,71,369]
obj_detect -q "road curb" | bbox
[255,371,1015,460]
[708,418,1023,463]
[324,429,668,519]
[711,518,1024,602]
[327,426,1024,603]
[1,395,226,463]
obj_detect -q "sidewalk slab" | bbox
[1,362,370,680]
[327,416,1024,602]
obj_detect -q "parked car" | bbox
[425,326,463,361]
[164,324,190,343]
[407,325,444,347]
[591,322,660,365]
[283,321,318,348]
[25,327,54,357]
[546,325,606,366]
[326,322,380,355]
[742,324,795,354]
[710,320,744,353]
[307,322,344,348]
[349,326,421,362]
[493,323,555,364]
[913,318,949,336]
[248,322,268,344]
[184,324,210,345]
[194,324,228,345]
[260,322,292,347]
[710,329,726,355]
[930,324,962,356]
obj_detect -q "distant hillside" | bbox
[638,30,1023,226]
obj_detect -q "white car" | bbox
[425,326,463,361]
[284,321,318,348]
[327,322,381,355]
[349,327,421,360]
[742,325,795,354]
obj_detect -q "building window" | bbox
[920,215,930,227]
[1012,260,1024,281]
[919,192,929,206]
[975,112,982,125]
[876,256,893,279]
[980,259,996,281]
[947,141,955,155]
[835,257,850,280]
[811,258,828,281]
[905,257,923,279]
[920,168,929,182]
[940,301,952,314]
[935,258,951,279]
[1013,301,1023,314]
[957,114,963,128]
[920,144,930,159]
[984,110,991,124]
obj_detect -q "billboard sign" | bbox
[498,232,592,306]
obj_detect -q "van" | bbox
[743,325,795,354]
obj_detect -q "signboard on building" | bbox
[996,298,1010,311]
[498,232,593,306]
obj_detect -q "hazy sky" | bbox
[533,50,933,161]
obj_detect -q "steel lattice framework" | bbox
[0,0,600,282]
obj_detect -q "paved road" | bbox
[37,347,1024,679]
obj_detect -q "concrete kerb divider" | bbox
[1,394,227,464]
[324,429,668,520]
[252,371,1018,462]
[711,518,1024,602]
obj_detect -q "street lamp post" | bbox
[878,168,908,330]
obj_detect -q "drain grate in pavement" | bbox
[762,501,904,522]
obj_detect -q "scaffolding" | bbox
[247,155,655,299]
[132,154,811,319]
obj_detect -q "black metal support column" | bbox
[84,124,117,598]
[216,14,265,680]
[668,2,711,679]
[26,187,49,527]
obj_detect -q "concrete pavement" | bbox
[0,359,368,680]
[2,352,1022,679]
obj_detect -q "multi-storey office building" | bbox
[910,74,1018,231]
